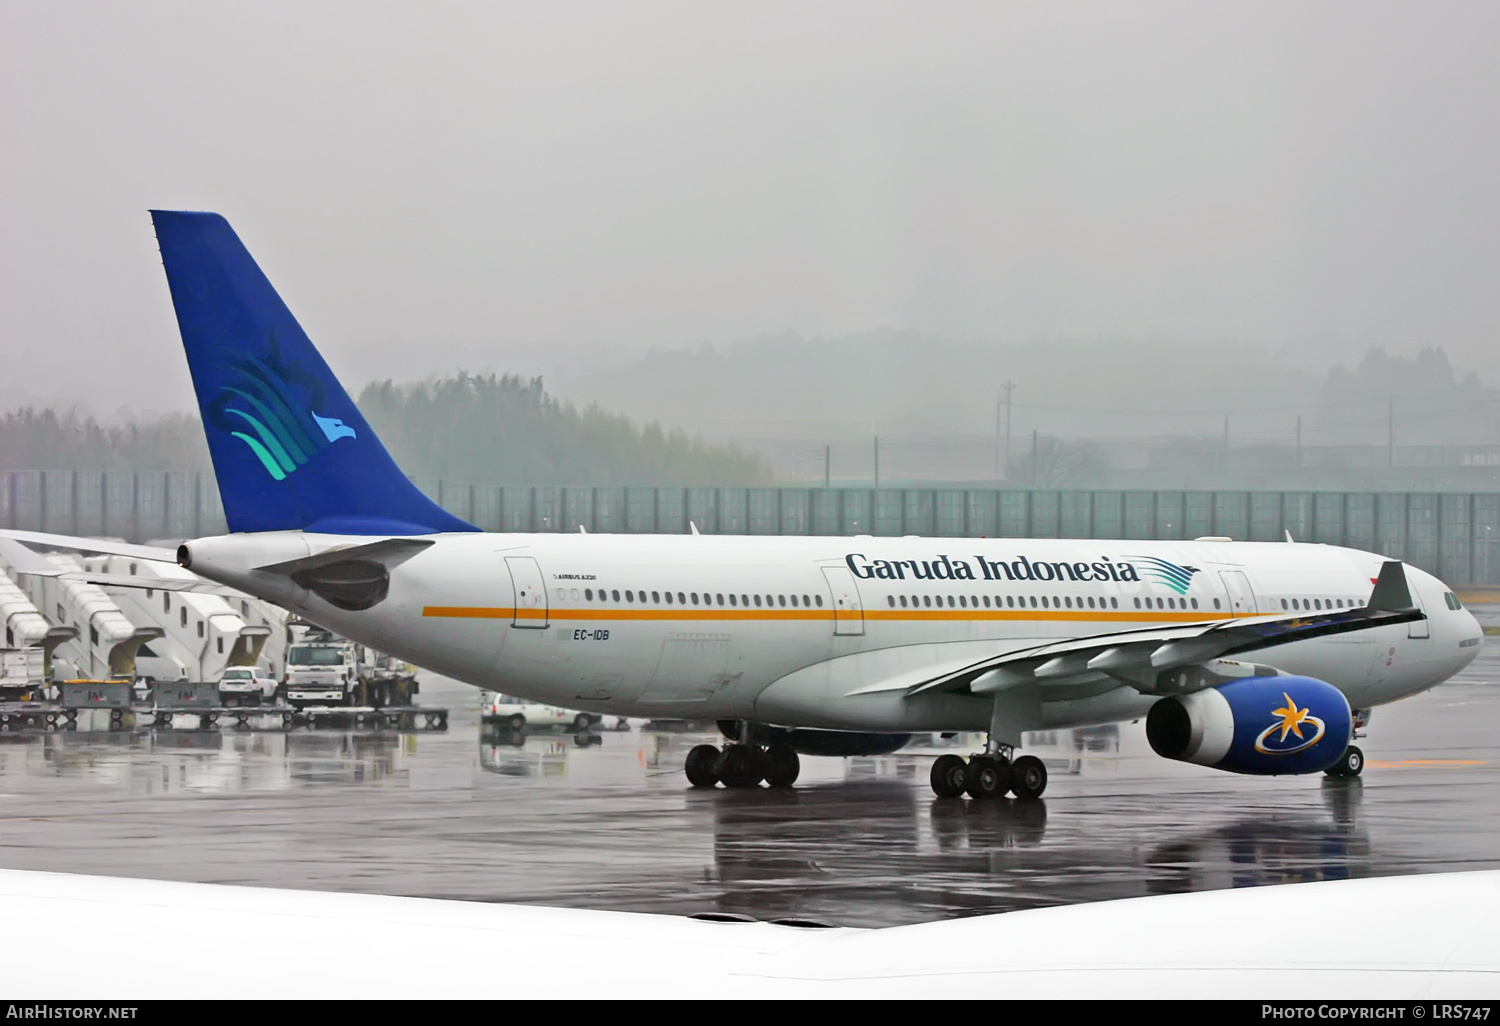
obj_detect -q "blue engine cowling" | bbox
[1146,675,1353,775]
[758,726,911,758]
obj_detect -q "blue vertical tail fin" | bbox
[151,210,477,536]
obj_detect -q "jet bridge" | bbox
[12,555,161,680]
[79,555,271,682]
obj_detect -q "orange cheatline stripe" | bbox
[422,606,1232,624]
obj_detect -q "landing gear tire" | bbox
[508,714,525,730]
[1010,755,1048,800]
[717,745,764,788]
[685,744,721,788]
[763,744,800,788]
[930,754,968,798]
[965,756,1011,800]
[572,713,592,731]
[1325,744,1364,778]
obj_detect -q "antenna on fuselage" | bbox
[689,521,700,536]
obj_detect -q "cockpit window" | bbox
[1445,592,1463,610]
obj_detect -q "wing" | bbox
[849,560,1422,700]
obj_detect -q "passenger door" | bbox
[821,566,866,637]
[1218,570,1258,616]
[505,556,549,629]
[1407,585,1430,639]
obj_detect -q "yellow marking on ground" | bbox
[1365,759,1490,768]
[423,605,1232,624]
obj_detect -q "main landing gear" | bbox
[684,739,801,789]
[930,743,1048,801]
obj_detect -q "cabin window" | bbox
[814,596,823,607]
[983,596,991,608]
[1063,596,1072,608]
[1110,597,1118,608]
[888,596,896,608]
[611,590,620,601]
[922,596,931,608]
[650,591,658,603]
[948,596,956,608]
[741,595,749,607]
[1213,598,1221,609]
[624,590,633,602]
[754,595,762,607]
[664,592,673,604]
[1190,598,1199,609]
[1291,598,1299,609]
[778,595,786,607]
[958,596,967,608]
[900,596,909,608]
[803,595,812,606]
[1281,598,1288,609]
[729,594,737,606]
[1087,597,1095,608]
[789,595,798,607]
[1133,598,1141,609]
[585,589,593,600]
[717,594,725,605]
[1166,598,1175,609]
[677,592,686,604]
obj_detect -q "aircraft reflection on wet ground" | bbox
[0,667,1495,927]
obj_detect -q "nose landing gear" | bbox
[1324,744,1364,778]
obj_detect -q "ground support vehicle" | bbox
[480,692,601,732]
[291,706,448,731]
[217,666,277,706]
[0,648,46,702]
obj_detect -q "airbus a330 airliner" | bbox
[1,212,1483,801]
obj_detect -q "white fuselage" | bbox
[181,532,1482,734]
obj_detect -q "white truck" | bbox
[282,625,419,709]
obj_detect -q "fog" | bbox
[2,2,1498,488]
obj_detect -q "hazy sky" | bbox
[3,1,1498,413]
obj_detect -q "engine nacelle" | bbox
[1146,675,1352,776]
[758,726,911,758]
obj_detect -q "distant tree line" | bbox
[0,372,773,486]
[356,372,771,485]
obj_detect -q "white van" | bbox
[480,692,599,731]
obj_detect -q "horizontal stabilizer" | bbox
[0,530,176,563]
[254,537,435,576]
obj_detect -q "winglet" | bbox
[1367,560,1415,612]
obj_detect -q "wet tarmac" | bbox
[0,641,1497,928]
